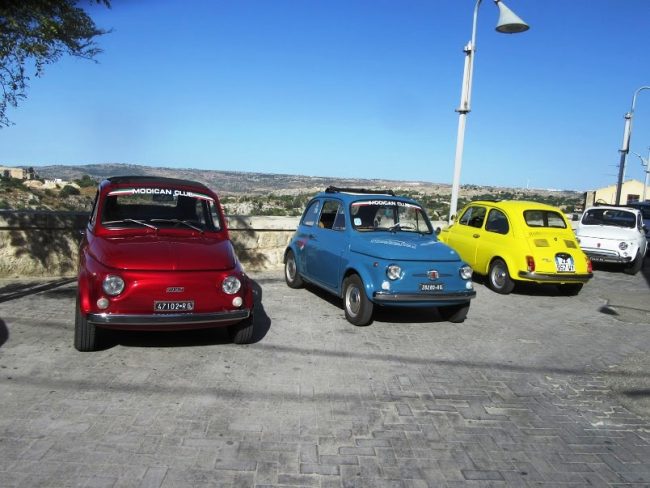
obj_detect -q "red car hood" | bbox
[89,234,237,271]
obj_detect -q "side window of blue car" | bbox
[319,199,345,230]
[302,200,321,227]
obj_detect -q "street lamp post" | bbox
[614,86,650,205]
[632,147,650,202]
[448,0,529,224]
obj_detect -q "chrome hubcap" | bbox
[492,266,506,288]
[286,257,296,281]
[346,286,361,316]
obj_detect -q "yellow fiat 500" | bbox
[439,200,593,295]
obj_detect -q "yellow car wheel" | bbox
[488,258,515,295]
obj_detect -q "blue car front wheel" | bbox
[343,274,373,326]
[284,250,304,289]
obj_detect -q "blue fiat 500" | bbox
[284,187,476,325]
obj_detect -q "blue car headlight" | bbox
[386,264,401,280]
[459,266,473,280]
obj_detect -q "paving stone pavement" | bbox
[0,264,649,488]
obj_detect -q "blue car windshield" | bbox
[350,199,433,234]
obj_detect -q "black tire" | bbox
[488,258,515,294]
[284,250,304,288]
[438,302,470,323]
[74,297,99,352]
[228,314,255,344]
[623,251,643,275]
[343,274,374,326]
[557,283,583,296]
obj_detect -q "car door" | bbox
[474,208,511,273]
[305,198,346,290]
[445,205,487,267]
[294,199,322,281]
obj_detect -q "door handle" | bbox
[473,234,480,238]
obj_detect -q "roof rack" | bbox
[325,186,395,196]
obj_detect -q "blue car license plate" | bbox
[154,300,194,312]
[419,283,443,292]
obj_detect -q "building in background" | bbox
[584,179,647,208]
[0,166,38,180]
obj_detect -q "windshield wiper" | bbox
[150,218,204,233]
[388,223,417,232]
[103,219,158,229]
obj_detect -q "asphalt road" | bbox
[0,263,649,487]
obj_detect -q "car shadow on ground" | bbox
[98,279,271,350]
[0,319,8,348]
[0,278,75,303]
[471,274,584,297]
[302,282,464,324]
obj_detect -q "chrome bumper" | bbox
[88,309,250,327]
[517,272,593,283]
[373,290,476,303]
[583,251,631,264]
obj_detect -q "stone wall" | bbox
[228,216,299,271]
[0,213,299,278]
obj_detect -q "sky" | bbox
[1,0,650,192]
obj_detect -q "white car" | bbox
[575,206,647,275]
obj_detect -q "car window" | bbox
[333,205,346,230]
[301,200,321,227]
[459,206,486,228]
[630,203,650,220]
[485,209,509,234]
[319,199,345,231]
[101,188,221,230]
[524,210,567,228]
[350,199,432,234]
[88,190,99,226]
[581,209,636,228]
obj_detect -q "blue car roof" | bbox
[314,187,420,205]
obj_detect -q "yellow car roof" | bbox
[470,200,564,213]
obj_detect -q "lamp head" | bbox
[494,0,529,34]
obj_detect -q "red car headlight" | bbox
[222,276,242,295]
[102,275,125,296]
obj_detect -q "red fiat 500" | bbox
[75,176,254,351]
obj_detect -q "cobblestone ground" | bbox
[0,264,649,487]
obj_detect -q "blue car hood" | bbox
[350,233,461,261]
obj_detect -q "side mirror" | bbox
[435,227,441,235]
[572,213,580,221]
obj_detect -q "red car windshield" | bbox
[101,187,221,231]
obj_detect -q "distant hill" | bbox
[26,162,581,199]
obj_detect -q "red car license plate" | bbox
[154,300,194,312]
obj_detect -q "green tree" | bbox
[74,174,96,187]
[60,184,80,197]
[0,0,111,127]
